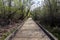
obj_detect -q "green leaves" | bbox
[0,0,33,25]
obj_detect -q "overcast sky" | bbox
[31,0,44,10]
[4,0,44,10]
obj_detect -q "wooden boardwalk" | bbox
[11,18,50,40]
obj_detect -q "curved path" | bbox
[12,18,50,40]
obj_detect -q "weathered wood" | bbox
[4,21,24,40]
[35,21,58,40]
[11,18,50,40]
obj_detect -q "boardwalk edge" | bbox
[35,21,58,40]
[4,21,25,40]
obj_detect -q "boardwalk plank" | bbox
[12,18,50,40]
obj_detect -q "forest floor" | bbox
[0,20,23,40]
[11,18,50,40]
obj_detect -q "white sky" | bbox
[31,0,44,10]
[4,0,44,10]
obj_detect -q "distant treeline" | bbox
[0,0,33,26]
[32,0,60,27]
